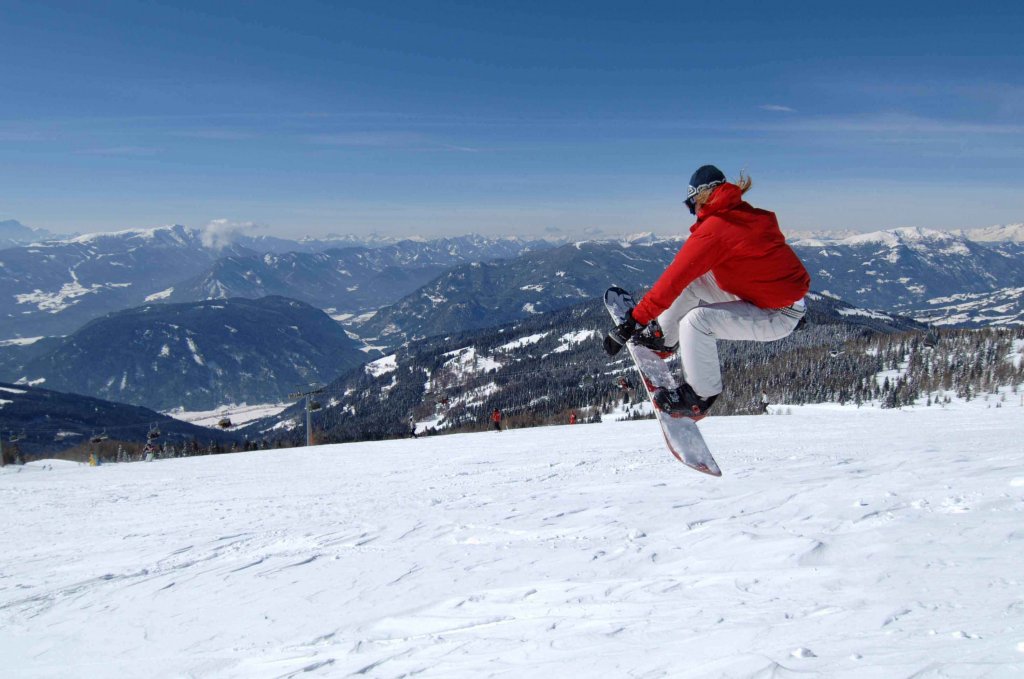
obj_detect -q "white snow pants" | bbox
[656,272,805,399]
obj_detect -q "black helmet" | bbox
[684,164,726,214]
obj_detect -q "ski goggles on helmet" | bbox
[684,179,725,215]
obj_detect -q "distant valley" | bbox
[2,220,1022,451]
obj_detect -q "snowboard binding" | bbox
[632,320,677,357]
[652,383,718,420]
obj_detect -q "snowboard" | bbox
[604,286,722,477]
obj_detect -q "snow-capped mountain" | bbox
[4,222,1023,359]
[791,227,1024,324]
[959,222,1024,244]
[961,224,1024,261]
[0,219,70,249]
[235,232,559,256]
[0,224,252,338]
[355,238,685,343]
[164,236,555,313]
[355,230,1009,347]
[12,297,368,411]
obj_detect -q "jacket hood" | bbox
[695,183,743,220]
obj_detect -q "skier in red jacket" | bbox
[604,165,810,418]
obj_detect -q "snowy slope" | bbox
[2,403,1023,678]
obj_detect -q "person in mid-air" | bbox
[604,165,810,419]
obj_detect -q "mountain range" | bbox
[2,219,1022,444]
[8,296,368,411]
[355,237,682,343]
[0,226,553,338]
[791,226,1024,327]
[162,235,554,314]
[0,225,251,338]
[351,227,1024,348]
[0,219,71,248]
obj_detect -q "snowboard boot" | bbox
[632,320,677,357]
[652,383,718,420]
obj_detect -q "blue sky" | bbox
[2,0,1022,238]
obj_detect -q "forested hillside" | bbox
[254,296,1023,445]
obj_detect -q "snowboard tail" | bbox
[604,286,721,477]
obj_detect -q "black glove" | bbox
[603,311,639,356]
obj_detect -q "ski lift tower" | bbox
[289,386,325,447]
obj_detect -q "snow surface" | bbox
[836,307,894,321]
[0,336,45,347]
[495,332,549,352]
[14,277,131,314]
[366,354,398,377]
[144,287,174,302]
[550,329,596,355]
[2,403,1024,678]
[440,346,502,374]
[163,403,292,429]
[962,223,1024,243]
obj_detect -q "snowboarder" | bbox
[604,166,810,419]
[409,415,418,439]
[760,391,770,414]
[491,408,502,432]
[569,411,577,425]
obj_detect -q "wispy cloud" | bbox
[0,122,58,142]
[843,78,1024,112]
[306,131,477,152]
[759,104,796,113]
[76,146,161,156]
[169,129,258,141]
[0,130,50,142]
[758,113,1024,136]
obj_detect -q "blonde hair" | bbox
[694,171,753,210]
[735,171,752,194]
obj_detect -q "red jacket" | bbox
[631,183,810,325]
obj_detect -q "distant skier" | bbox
[617,376,632,405]
[409,415,418,439]
[491,408,502,432]
[569,411,577,425]
[604,166,810,419]
[760,391,770,414]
